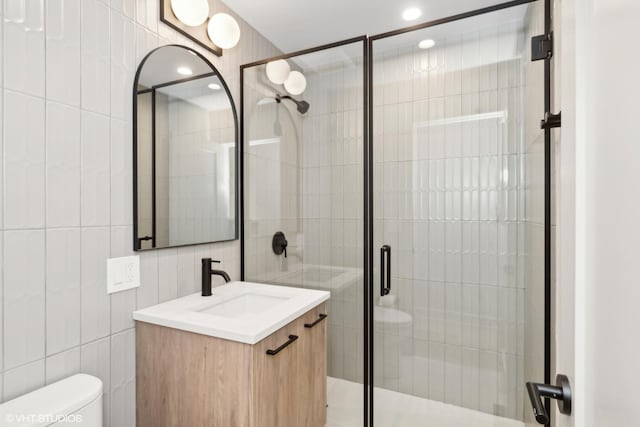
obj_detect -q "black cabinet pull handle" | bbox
[526,374,572,424]
[266,334,298,356]
[304,314,327,328]
[380,245,391,296]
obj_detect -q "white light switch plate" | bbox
[107,256,140,294]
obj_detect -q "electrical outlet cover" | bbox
[107,255,141,294]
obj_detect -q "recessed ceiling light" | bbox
[402,7,422,21]
[418,39,435,49]
[177,66,193,76]
[208,83,221,90]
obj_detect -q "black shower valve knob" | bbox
[272,231,288,258]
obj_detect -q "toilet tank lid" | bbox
[0,374,102,426]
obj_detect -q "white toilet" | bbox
[0,374,103,426]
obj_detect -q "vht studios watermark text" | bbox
[5,413,84,423]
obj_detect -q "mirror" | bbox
[133,45,238,251]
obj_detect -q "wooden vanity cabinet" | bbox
[136,303,327,427]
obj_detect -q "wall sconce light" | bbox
[161,0,240,57]
[284,71,306,96]
[207,13,240,50]
[266,60,291,85]
[265,59,307,96]
[170,0,209,27]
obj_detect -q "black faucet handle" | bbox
[212,259,221,263]
[272,232,288,258]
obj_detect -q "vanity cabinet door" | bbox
[297,303,328,427]
[252,321,301,427]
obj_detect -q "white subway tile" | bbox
[4,0,45,96]
[110,225,133,258]
[177,246,197,296]
[110,120,132,227]
[158,248,178,302]
[110,329,135,427]
[428,341,445,401]
[81,0,110,114]
[46,0,81,106]
[81,227,111,343]
[4,91,45,229]
[445,282,462,345]
[444,344,462,406]
[81,336,111,392]
[4,359,45,401]
[46,346,81,384]
[4,230,45,370]
[80,337,111,427]
[46,102,81,227]
[135,24,157,65]
[462,284,480,348]
[461,347,480,410]
[111,288,135,334]
[479,350,498,414]
[428,281,445,343]
[81,111,110,226]
[413,339,429,398]
[137,250,158,309]
[46,228,81,355]
[110,10,134,120]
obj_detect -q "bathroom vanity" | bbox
[134,282,329,427]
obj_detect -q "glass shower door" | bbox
[370,2,545,426]
[242,39,368,426]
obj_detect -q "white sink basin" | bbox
[196,293,288,318]
[133,281,330,344]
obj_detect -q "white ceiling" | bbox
[223,0,526,52]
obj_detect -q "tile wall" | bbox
[301,55,365,383]
[242,64,302,280]
[0,0,280,426]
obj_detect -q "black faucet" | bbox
[201,258,231,296]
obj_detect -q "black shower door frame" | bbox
[239,0,554,424]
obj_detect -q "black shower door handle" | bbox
[380,245,391,296]
[526,374,572,424]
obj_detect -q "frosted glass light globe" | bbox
[265,60,291,85]
[284,71,307,96]
[170,0,209,27]
[207,13,241,50]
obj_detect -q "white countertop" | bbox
[133,281,330,344]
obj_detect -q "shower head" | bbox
[276,94,310,114]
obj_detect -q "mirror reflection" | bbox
[134,45,237,251]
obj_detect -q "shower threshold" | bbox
[326,377,524,427]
